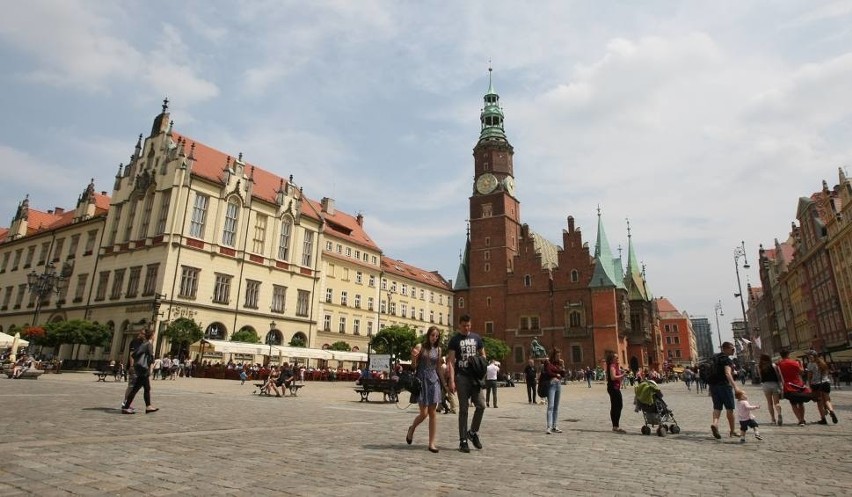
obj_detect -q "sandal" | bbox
[612,427,626,434]
[145,407,159,414]
[428,447,439,453]
[406,425,414,445]
[121,408,135,415]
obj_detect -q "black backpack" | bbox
[537,367,550,398]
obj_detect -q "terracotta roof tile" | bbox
[655,297,680,314]
[381,256,451,291]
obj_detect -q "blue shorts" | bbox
[709,384,735,410]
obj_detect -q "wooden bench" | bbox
[254,382,305,397]
[354,378,400,403]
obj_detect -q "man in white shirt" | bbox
[486,360,500,408]
[161,356,172,380]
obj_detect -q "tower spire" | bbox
[479,65,507,143]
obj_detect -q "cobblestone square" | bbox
[1,374,850,496]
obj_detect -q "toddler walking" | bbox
[735,389,763,443]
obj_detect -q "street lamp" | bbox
[26,263,66,326]
[267,321,277,366]
[713,300,724,351]
[733,241,753,379]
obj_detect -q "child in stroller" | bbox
[634,380,680,436]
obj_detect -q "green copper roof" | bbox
[624,225,650,301]
[589,209,625,290]
[529,229,560,270]
[453,234,470,291]
[479,68,507,143]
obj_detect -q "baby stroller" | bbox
[634,380,680,436]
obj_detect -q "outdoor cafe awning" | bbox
[196,339,269,356]
[193,339,335,361]
[272,345,333,360]
[0,332,29,349]
[329,350,368,362]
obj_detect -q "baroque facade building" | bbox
[452,72,658,374]
[753,170,852,362]
[0,101,452,363]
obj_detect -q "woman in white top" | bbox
[806,352,837,424]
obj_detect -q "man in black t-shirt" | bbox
[708,341,738,439]
[446,315,486,453]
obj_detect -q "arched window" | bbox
[524,275,532,287]
[458,297,465,309]
[570,269,579,283]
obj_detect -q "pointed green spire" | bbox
[590,207,624,289]
[624,219,649,301]
[479,65,507,143]
[453,227,471,290]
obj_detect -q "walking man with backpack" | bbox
[446,315,487,453]
[708,341,739,439]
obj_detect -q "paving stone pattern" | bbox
[0,374,850,496]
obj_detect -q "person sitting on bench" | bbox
[263,366,282,397]
[12,353,34,379]
[276,363,296,392]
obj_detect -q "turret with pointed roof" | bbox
[589,208,625,289]
[624,220,650,301]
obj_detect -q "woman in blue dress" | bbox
[406,326,443,453]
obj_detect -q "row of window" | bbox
[323,315,373,335]
[177,266,311,316]
[324,241,379,266]
[108,191,317,267]
[0,230,99,273]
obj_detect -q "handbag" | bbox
[537,369,550,398]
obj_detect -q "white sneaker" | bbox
[551,427,563,433]
[545,428,552,434]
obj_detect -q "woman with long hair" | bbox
[605,352,626,433]
[757,354,782,425]
[807,352,837,424]
[544,348,566,434]
[406,326,443,452]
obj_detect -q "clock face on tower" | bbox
[476,173,498,194]
[503,176,515,196]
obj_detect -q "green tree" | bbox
[160,318,203,351]
[230,327,260,343]
[483,336,510,362]
[289,336,306,347]
[42,319,109,364]
[329,341,351,351]
[371,325,418,361]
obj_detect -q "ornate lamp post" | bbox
[733,241,753,379]
[713,300,724,351]
[267,321,277,366]
[26,263,66,326]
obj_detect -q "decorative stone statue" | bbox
[530,338,547,359]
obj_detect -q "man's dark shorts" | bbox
[709,384,734,410]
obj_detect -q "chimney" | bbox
[321,197,335,215]
[54,207,64,216]
[356,213,363,226]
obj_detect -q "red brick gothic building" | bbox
[453,72,659,374]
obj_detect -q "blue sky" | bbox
[2,1,851,345]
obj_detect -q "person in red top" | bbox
[606,352,626,433]
[543,349,566,434]
[776,349,810,426]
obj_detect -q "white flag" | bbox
[741,337,752,345]
[754,337,762,349]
